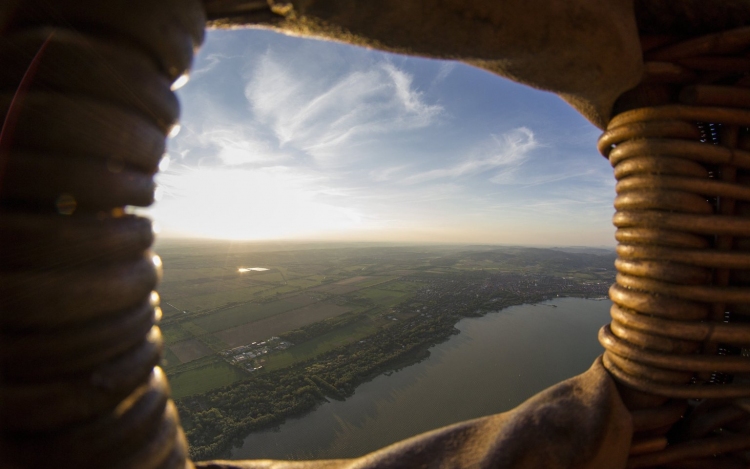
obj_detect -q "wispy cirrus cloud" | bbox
[167,43,445,171]
[370,165,409,182]
[194,125,289,166]
[489,167,596,186]
[432,61,456,87]
[189,52,232,79]
[244,53,443,163]
[400,127,539,184]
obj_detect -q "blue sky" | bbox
[148,28,616,246]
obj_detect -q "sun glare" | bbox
[151,167,367,240]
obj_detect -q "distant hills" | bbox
[435,246,616,272]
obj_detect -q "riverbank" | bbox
[230,297,612,460]
[177,285,608,460]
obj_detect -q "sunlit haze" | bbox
[147,29,615,246]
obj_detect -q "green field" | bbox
[357,275,401,288]
[379,280,421,292]
[263,318,379,371]
[286,276,325,289]
[199,334,230,352]
[190,295,318,333]
[248,270,286,284]
[162,323,194,344]
[352,281,421,307]
[168,358,248,399]
[181,321,210,337]
[171,286,270,313]
[163,347,183,369]
[159,267,231,283]
[356,288,406,306]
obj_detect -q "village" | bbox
[219,337,293,372]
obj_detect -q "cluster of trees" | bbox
[279,312,364,345]
[180,371,321,460]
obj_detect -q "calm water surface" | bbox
[231,297,611,460]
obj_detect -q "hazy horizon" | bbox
[146,28,615,246]
[154,235,615,251]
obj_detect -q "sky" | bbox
[147,28,617,246]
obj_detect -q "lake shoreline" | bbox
[216,296,612,457]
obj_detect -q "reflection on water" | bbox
[231,297,611,460]
[238,267,269,272]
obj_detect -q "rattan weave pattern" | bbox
[0,1,205,468]
[600,28,750,468]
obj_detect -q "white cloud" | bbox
[195,126,287,166]
[165,86,292,168]
[189,52,231,79]
[433,61,456,86]
[401,127,539,184]
[489,168,595,186]
[243,53,443,163]
[370,165,408,182]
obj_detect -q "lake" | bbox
[231,297,611,460]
